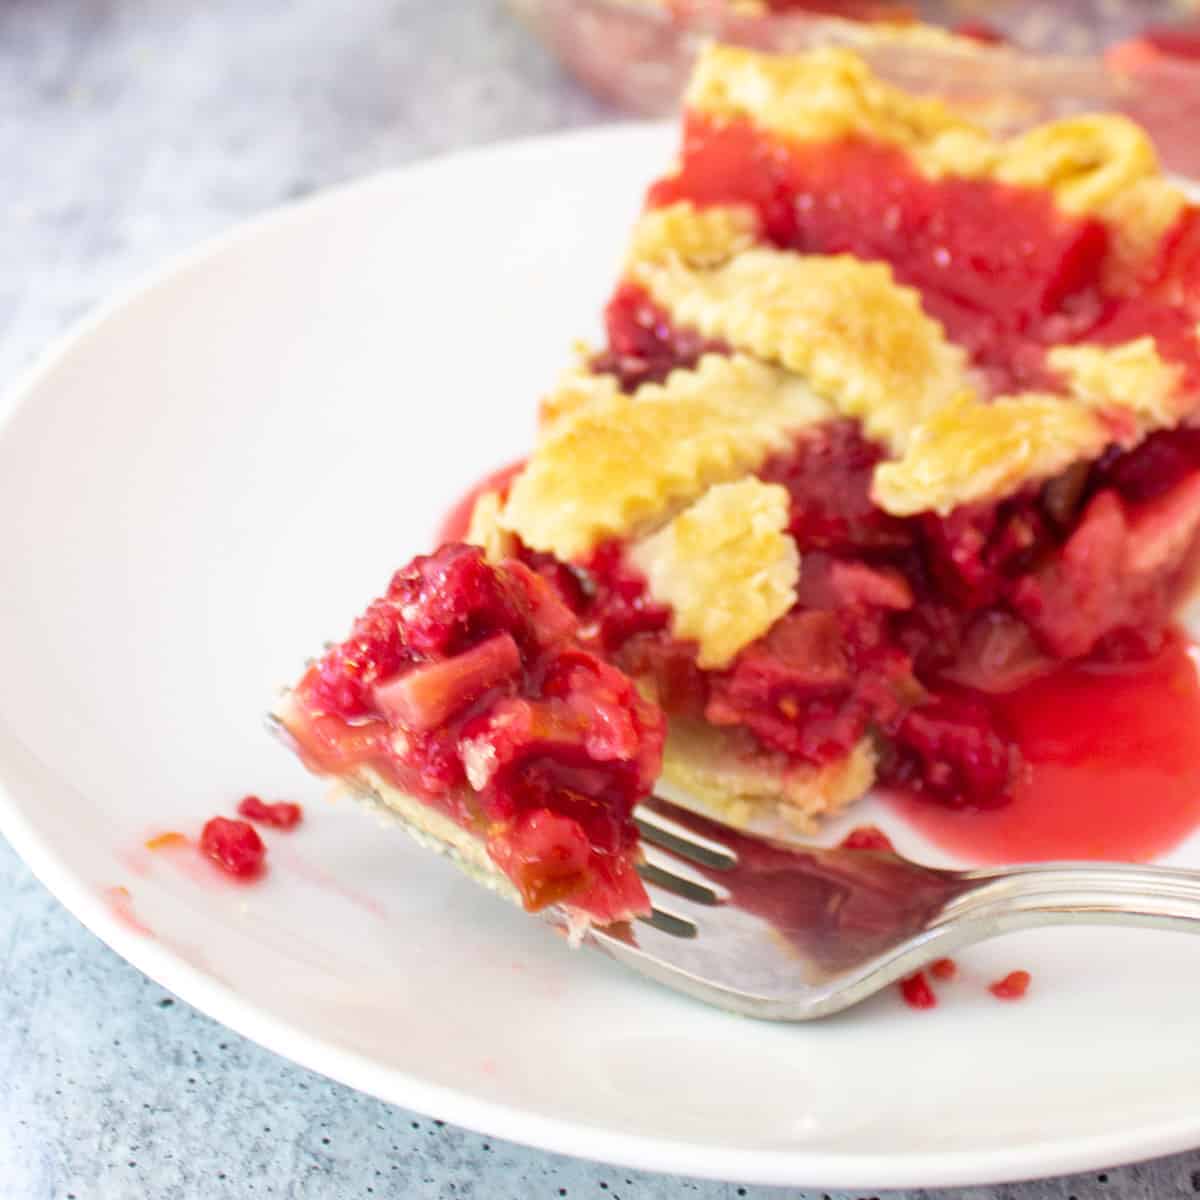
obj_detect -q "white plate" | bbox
[3,123,1200,1191]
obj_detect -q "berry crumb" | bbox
[839,825,895,853]
[200,818,266,878]
[929,957,958,982]
[237,795,303,830]
[899,971,937,1009]
[988,970,1031,1000]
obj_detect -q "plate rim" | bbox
[1,120,1198,1189]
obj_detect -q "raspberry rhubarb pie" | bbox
[276,44,1200,926]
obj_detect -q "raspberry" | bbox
[387,543,513,658]
[592,283,727,392]
[309,599,409,719]
[759,422,904,552]
[882,695,1017,809]
[200,818,266,878]
[236,796,303,830]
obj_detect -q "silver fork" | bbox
[581,793,1200,1020]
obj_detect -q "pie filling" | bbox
[279,545,663,922]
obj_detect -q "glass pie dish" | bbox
[509,0,1200,176]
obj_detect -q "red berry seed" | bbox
[899,971,937,1010]
[237,795,303,830]
[929,957,958,982]
[988,970,1032,1000]
[200,817,266,878]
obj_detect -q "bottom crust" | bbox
[658,718,877,833]
[343,764,525,908]
[322,764,607,942]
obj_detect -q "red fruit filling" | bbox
[899,971,937,1009]
[237,796,303,830]
[839,825,896,853]
[200,818,267,879]
[285,544,664,922]
[591,283,728,392]
[759,422,906,553]
[375,633,522,731]
[888,627,1200,863]
[988,969,1032,1000]
[929,957,958,982]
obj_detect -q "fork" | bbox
[579,793,1200,1020]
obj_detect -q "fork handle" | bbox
[937,861,1200,935]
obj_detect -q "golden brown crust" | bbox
[872,338,1186,516]
[1047,337,1184,427]
[658,718,877,833]
[628,478,799,669]
[628,204,971,454]
[500,353,834,560]
[626,201,761,269]
[348,765,524,905]
[871,393,1111,517]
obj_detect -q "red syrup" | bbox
[436,459,526,545]
[887,630,1200,863]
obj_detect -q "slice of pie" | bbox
[276,44,1200,926]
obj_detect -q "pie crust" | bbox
[628,477,799,669]
[501,352,833,559]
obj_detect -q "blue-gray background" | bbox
[1,2,1195,1196]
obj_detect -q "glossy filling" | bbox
[283,545,664,921]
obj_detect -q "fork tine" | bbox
[638,845,729,906]
[637,901,699,939]
[631,868,735,941]
[635,795,738,871]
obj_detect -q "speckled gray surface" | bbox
[2,2,1200,1197]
